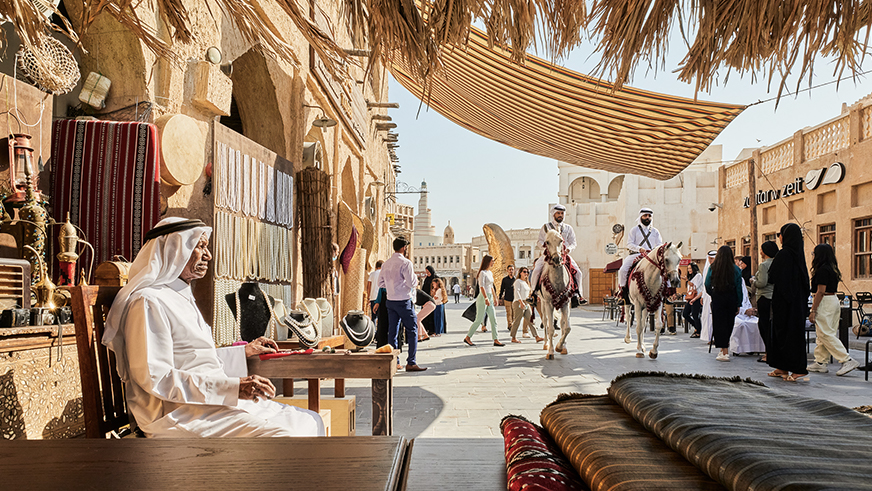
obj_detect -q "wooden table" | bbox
[248,350,398,435]
[402,438,507,491]
[0,436,408,490]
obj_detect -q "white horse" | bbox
[624,242,683,359]
[538,230,573,360]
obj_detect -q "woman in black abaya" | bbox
[767,223,810,382]
[421,266,438,335]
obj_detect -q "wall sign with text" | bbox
[741,162,846,208]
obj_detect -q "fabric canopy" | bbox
[390,28,746,180]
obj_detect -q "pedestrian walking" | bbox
[767,223,810,382]
[509,267,543,343]
[806,243,859,376]
[453,282,461,303]
[705,245,743,362]
[464,255,504,346]
[431,278,448,336]
[499,265,516,330]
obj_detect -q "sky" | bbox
[388,36,872,243]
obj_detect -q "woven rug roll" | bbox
[541,394,722,491]
[52,119,161,266]
[608,372,872,490]
[342,248,366,316]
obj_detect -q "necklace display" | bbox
[212,140,298,344]
[233,285,278,340]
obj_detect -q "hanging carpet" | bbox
[390,28,745,180]
[52,119,161,267]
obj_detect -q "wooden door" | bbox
[588,269,616,304]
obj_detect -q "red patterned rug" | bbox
[51,119,161,268]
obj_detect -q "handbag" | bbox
[462,302,477,322]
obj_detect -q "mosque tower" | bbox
[413,180,441,246]
[443,221,455,244]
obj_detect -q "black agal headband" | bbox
[143,219,207,243]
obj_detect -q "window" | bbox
[443,256,447,264]
[437,256,441,263]
[725,240,736,255]
[449,256,453,264]
[763,233,776,242]
[456,255,460,263]
[819,224,835,249]
[742,237,751,257]
[855,217,872,278]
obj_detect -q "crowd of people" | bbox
[681,222,859,381]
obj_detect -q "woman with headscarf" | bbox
[767,223,811,382]
[705,245,744,362]
[806,243,859,376]
[753,240,779,362]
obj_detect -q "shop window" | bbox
[819,224,835,248]
[762,205,776,225]
[725,240,736,256]
[855,217,872,279]
[817,191,836,214]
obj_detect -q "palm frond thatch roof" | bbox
[5,1,869,97]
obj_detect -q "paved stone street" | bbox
[308,300,872,438]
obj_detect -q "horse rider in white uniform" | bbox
[619,207,664,300]
[529,204,586,304]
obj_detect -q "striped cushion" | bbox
[541,395,723,490]
[500,415,588,491]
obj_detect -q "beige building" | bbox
[470,228,539,271]
[414,223,479,289]
[718,98,872,296]
[558,146,723,302]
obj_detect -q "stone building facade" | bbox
[557,146,723,302]
[718,98,872,296]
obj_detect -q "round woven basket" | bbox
[17,35,80,95]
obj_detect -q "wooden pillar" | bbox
[748,157,759,271]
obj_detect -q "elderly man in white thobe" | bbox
[730,283,766,355]
[618,207,664,300]
[103,217,324,438]
[529,204,585,302]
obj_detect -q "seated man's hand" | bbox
[239,374,276,402]
[245,336,278,357]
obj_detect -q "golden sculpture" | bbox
[482,223,515,295]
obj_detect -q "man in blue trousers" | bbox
[378,236,428,372]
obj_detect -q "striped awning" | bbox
[390,29,746,180]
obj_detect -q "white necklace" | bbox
[258,160,266,220]
[266,165,276,223]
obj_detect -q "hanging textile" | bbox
[52,119,161,266]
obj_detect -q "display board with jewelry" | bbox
[211,125,297,346]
